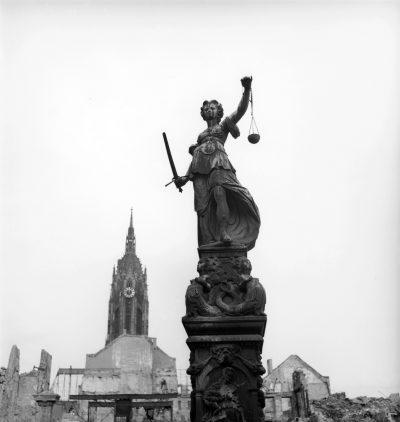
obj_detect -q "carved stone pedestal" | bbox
[182,247,267,422]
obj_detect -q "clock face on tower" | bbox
[123,286,135,298]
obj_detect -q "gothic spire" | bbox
[106,211,148,345]
[125,208,136,254]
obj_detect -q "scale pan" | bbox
[248,133,260,144]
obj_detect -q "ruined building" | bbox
[262,354,331,421]
[0,346,52,422]
[0,212,186,422]
[49,211,180,421]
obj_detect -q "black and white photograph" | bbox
[1,1,399,421]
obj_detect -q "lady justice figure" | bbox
[176,76,260,251]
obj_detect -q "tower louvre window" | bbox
[125,298,132,334]
[136,306,143,334]
[113,307,120,337]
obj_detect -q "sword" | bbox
[163,132,183,193]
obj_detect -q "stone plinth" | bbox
[182,247,267,422]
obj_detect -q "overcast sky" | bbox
[1,0,399,398]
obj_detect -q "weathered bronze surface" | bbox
[174,77,267,422]
[185,252,266,318]
[182,247,267,422]
[176,77,260,251]
[183,310,266,422]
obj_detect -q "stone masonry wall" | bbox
[264,355,330,400]
[152,346,178,394]
[0,346,52,422]
[0,346,20,422]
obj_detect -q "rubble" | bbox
[310,392,400,422]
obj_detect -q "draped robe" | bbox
[187,119,260,250]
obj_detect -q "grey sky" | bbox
[1,0,399,397]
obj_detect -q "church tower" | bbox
[106,210,149,344]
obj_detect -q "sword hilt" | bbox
[165,178,183,193]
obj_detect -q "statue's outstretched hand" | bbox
[175,176,189,188]
[241,76,252,90]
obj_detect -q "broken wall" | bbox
[152,346,178,394]
[0,346,52,422]
[264,355,330,400]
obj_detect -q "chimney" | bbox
[267,359,273,375]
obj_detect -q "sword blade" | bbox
[163,132,182,192]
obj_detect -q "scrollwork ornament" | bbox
[185,256,266,317]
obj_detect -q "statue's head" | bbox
[240,257,252,275]
[200,100,224,122]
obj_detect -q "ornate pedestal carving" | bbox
[182,247,267,422]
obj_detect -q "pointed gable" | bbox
[263,355,330,400]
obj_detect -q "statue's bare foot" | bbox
[199,240,224,248]
[222,232,232,244]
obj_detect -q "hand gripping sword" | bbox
[163,132,183,193]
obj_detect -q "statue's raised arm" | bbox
[228,76,253,125]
